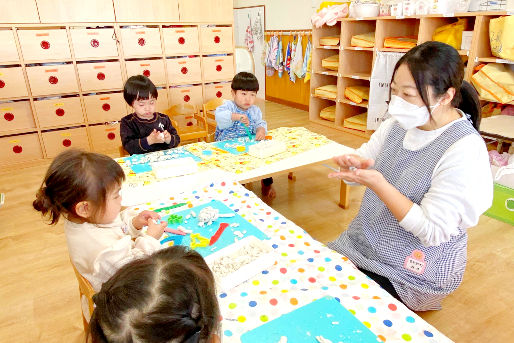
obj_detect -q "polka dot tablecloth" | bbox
[135,180,453,343]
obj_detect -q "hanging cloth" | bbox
[288,36,297,83]
[303,39,312,82]
[252,12,264,42]
[293,35,304,78]
[277,37,284,78]
[262,40,268,66]
[245,15,254,52]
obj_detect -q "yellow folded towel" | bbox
[314,84,338,99]
[320,36,340,46]
[344,86,370,103]
[321,55,339,71]
[320,105,336,122]
[351,32,375,48]
[384,36,417,49]
[344,112,367,131]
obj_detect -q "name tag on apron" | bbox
[404,250,426,275]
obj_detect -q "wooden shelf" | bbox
[477,57,514,64]
[75,57,120,62]
[341,126,372,139]
[315,45,340,50]
[0,128,39,137]
[343,47,374,51]
[378,48,410,52]
[311,94,337,102]
[313,70,338,77]
[341,73,371,80]
[24,59,73,64]
[340,99,368,108]
[458,50,470,56]
[338,11,510,22]
[39,122,86,131]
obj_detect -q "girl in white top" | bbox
[34,150,167,291]
[327,41,493,311]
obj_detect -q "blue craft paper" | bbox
[125,147,202,174]
[130,164,153,174]
[161,200,269,257]
[212,136,258,155]
[240,296,379,343]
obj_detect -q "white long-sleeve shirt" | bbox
[65,209,162,291]
[355,112,493,247]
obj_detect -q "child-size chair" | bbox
[165,104,208,142]
[71,262,95,334]
[202,98,225,142]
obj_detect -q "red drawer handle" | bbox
[0,80,5,88]
[41,40,51,49]
[90,39,100,48]
[107,132,116,140]
[183,95,190,102]
[214,36,221,44]
[138,37,146,46]
[216,65,222,72]
[56,108,65,116]
[178,37,185,45]
[102,103,111,111]
[62,139,71,147]
[181,67,188,75]
[143,69,151,77]
[13,145,23,154]
[49,76,58,84]
[216,91,222,98]
[4,112,14,121]
[97,72,106,80]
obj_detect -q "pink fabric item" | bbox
[501,105,514,116]
[311,5,348,28]
[489,150,510,167]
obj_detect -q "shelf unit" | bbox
[309,11,513,138]
[0,22,235,167]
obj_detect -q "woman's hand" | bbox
[132,210,161,230]
[332,154,375,170]
[328,154,385,189]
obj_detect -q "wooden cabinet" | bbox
[77,62,123,92]
[42,126,90,158]
[0,101,35,133]
[0,0,39,24]
[166,57,202,85]
[204,82,231,101]
[36,0,115,23]
[178,0,233,23]
[169,85,203,107]
[18,29,71,61]
[0,30,20,63]
[113,0,179,22]
[83,92,127,124]
[202,56,234,82]
[125,59,166,86]
[200,26,233,53]
[0,67,29,99]
[0,133,43,166]
[88,122,121,152]
[70,28,118,59]
[156,88,169,113]
[26,64,78,96]
[120,28,162,57]
[162,27,200,55]
[34,96,84,128]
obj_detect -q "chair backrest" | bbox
[71,262,96,333]
[203,98,225,113]
[165,103,198,117]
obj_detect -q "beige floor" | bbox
[0,101,512,342]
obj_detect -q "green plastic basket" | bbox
[485,183,514,226]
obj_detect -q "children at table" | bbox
[327,41,493,311]
[33,150,167,291]
[215,72,275,198]
[120,75,180,155]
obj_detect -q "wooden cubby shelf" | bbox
[310,11,513,139]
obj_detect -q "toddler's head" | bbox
[231,72,259,110]
[33,150,125,225]
[90,246,220,343]
[124,75,158,120]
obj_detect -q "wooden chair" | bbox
[165,104,208,142]
[71,263,95,334]
[202,98,225,142]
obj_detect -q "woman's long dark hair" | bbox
[392,41,481,129]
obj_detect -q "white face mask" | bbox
[388,95,440,130]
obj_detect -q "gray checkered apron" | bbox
[328,119,479,311]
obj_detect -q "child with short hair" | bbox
[215,72,275,198]
[90,246,220,343]
[33,149,167,291]
[120,75,180,155]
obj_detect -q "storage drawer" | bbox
[18,29,71,61]
[203,55,234,82]
[0,101,34,133]
[162,27,199,55]
[89,122,121,152]
[83,92,127,124]
[0,30,19,62]
[0,67,29,99]
[200,26,233,53]
[0,133,43,166]
[120,28,162,57]
[77,62,123,92]
[34,96,84,128]
[166,57,201,85]
[125,59,166,86]
[204,82,231,101]
[42,127,89,158]
[71,28,118,59]
[169,85,203,107]
[156,88,169,113]
[26,64,79,96]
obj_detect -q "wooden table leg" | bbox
[338,180,350,209]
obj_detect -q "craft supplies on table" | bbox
[132,179,452,343]
[212,135,258,155]
[248,140,287,158]
[151,157,198,179]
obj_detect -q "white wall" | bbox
[233,0,323,30]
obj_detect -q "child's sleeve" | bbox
[250,106,267,134]
[215,101,235,130]
[163,115,181,148]
[120,117,149,155]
